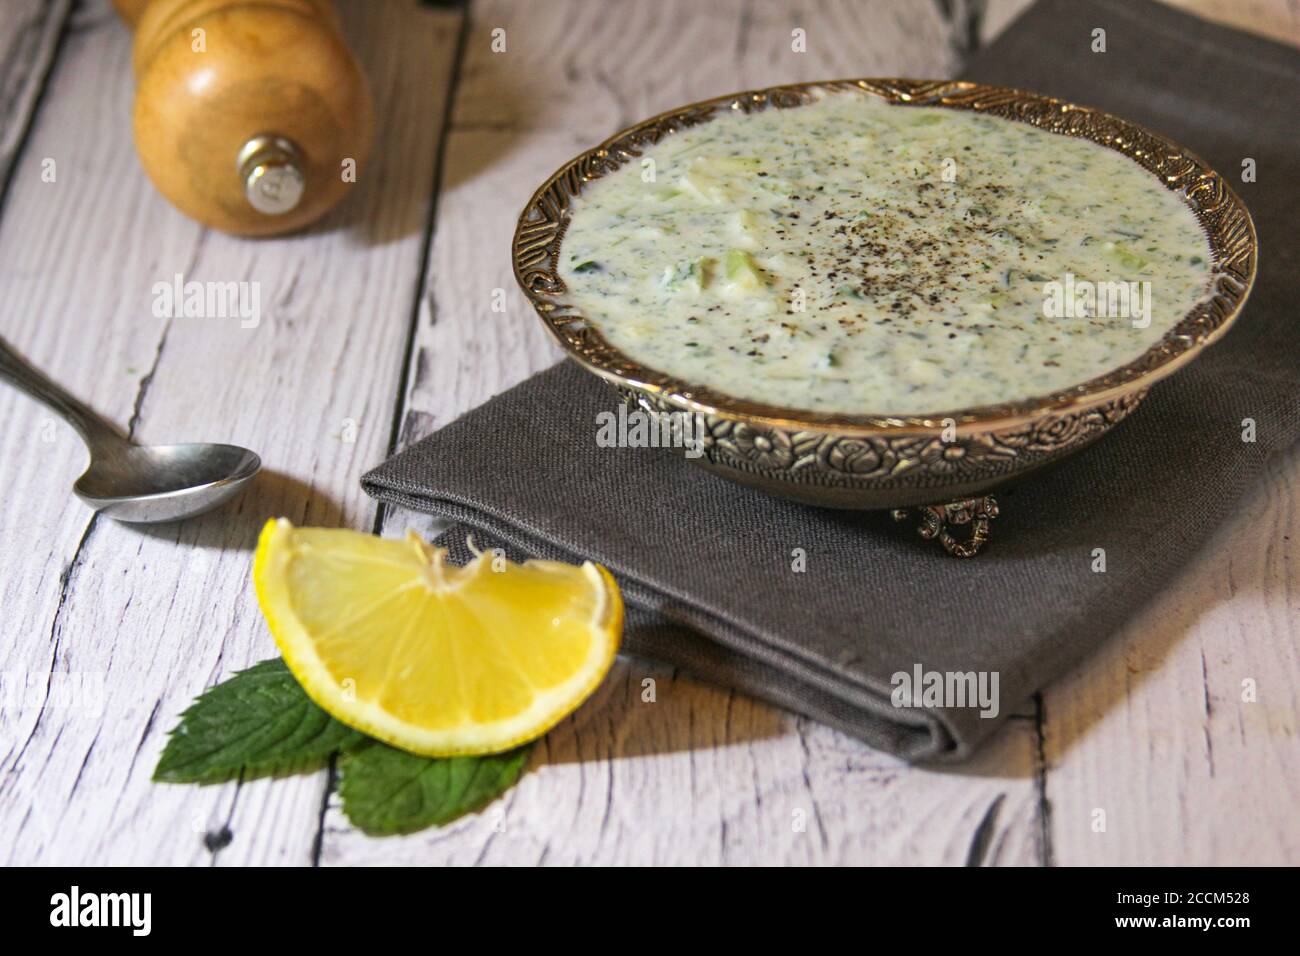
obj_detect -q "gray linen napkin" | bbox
[363,0,1299,761]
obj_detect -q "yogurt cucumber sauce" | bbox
[558,91,1214,414]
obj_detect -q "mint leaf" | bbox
[154,659,364,784]
[154,658,538,837]
[339,740,534,836]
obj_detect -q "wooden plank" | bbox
[0,0,197,865]
[0,0,462,865]
[322,658,1042,865]
[321,0,1044,866]
[1043,443,1300,865]
[5,0,1291,867]
[0,5,77,848]
[450,0,981,141]
[0,0,72,192]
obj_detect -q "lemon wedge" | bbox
[253,518,622,757]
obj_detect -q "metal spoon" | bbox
[0,337,260,523]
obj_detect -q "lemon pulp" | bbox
[253,519,622,756]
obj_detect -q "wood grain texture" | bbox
[0,0,460,865]
[322,659,1043,865]
[1042,440,1300,865]
[0,0,1294,866]
[452,0,978,140]
[0,0,72,190]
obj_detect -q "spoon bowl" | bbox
[1,336,261,525]
[74,442,262,523]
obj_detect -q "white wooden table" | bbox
[0,0,1296,866]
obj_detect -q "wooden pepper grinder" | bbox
[113,0,373,236]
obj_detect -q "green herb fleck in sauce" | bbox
[559,92,1214,413]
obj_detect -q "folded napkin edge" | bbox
[361,472,994,763]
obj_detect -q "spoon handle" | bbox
[0,337,130,454]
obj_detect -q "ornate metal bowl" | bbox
[511,80,1256,555]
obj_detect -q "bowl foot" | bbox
[891,495,999,558]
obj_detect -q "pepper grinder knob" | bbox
[237,135,306,216]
